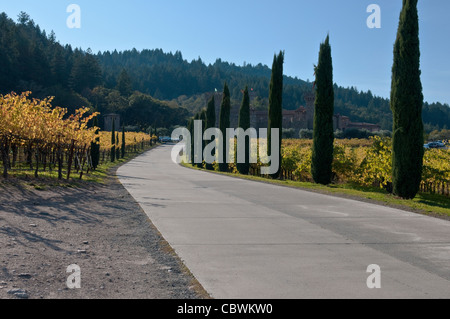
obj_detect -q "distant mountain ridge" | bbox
[97,49,449,132]
[0,11,448,132]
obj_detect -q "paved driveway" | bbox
[117,145,450,299]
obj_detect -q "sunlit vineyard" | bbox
[210,137,449,196]
[0,92,98,179]
[0,92,154,180]
[95,131,155,165]
[279,138,449,196]
[98,131,153,151]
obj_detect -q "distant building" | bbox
[248,91,315,131]
[333,114,381,132]
[103,114,121,132]
[204,90,380,133]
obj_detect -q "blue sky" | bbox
[1,0,449,105]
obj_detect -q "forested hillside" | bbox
[98,48,449,132]
[0,12,189,129]
[1,12,449,132]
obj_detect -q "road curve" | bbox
[117,144,450,299]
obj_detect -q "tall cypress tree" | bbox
[110,120,116,162]
[192,113,201,165]
[149,127,153,146]
[187,118,195,165]
[205,95,216,170]
[198,109,207,168]
[116,132,120,160]
[390,0,424,199]
[237,86,251,175]
[219,83,231,172]
[121,127,126,158]
[91,116,100,170]
[268,51,284,179]
[311,35,334,185]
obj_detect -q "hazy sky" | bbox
[1,0,449,105]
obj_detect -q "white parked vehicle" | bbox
[424,141,445,149]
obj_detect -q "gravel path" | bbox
[0,160,208,299]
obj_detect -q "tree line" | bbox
[186,51,285,178]
[309,0,424,199]
[96,42,449,133]
[185,0,426,200]
[0,12,190,130]
[1,11,448,133]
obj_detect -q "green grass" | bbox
[180,162,450,219]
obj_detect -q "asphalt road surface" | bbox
[117,144,450,299]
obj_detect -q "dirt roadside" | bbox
[0,157,209,299]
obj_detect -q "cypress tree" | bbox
[205,95,216,170]
[116,132,120,160]
[390,0,424,199]
[237,86,251,175]
[311,35,334,185]
[187,118,195,165]
[192,113,201,165]
[110,120,116,162]
[198,110,207,168]
[91,116,100,170]
[121,127,126,158]
[150,127,153,146]
[219,83,231,172]
[268,51,284,179]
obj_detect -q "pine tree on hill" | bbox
[117,69,133,96]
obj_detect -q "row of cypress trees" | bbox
[188,93,216,170]
[109,121,126,163]
[89,116,126,170]
[185,0,423,200]
[187,51,285,176]
[311,0,424,200]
